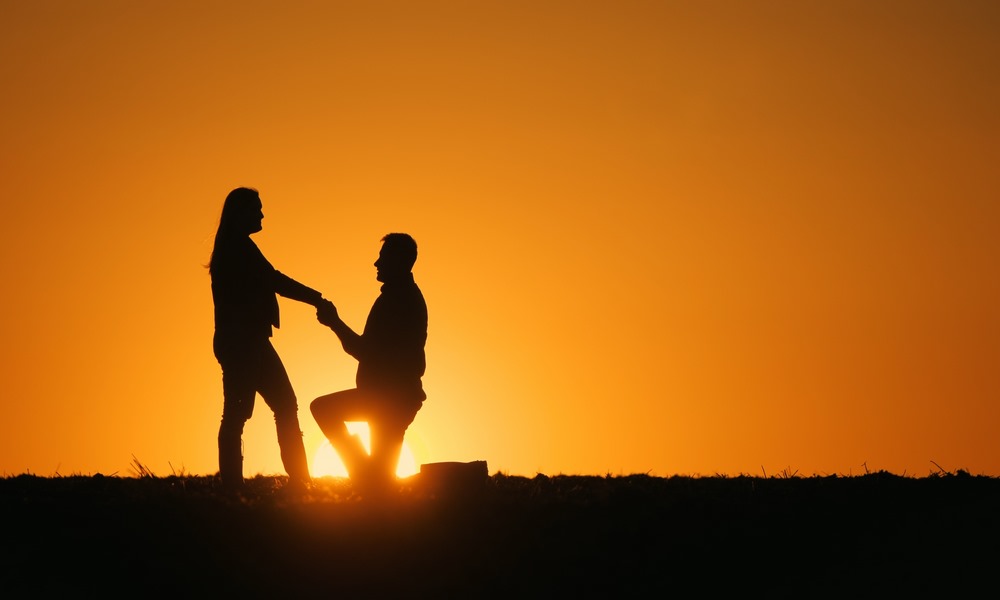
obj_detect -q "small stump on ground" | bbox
[417,460,489,498]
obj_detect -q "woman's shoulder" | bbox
[212,238,272,276]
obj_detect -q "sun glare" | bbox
[311,422,419,479]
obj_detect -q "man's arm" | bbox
[317,300,365,358]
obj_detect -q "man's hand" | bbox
[316,299,339,327]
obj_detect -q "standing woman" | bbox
[209,187,324,491]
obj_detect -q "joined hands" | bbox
[316,298,338,327]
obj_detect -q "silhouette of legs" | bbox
[216,338,311,489]
[368,419,407,494]
[267,409,310,485]
[311,389,418,494]
[217,343,256,490]
[217,420,245,490]
[255,345,311,485]
[311,389,371,481]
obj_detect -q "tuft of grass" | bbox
[772,466,799,479]
[129,455,156,478]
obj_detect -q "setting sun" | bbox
[311,423,419,479]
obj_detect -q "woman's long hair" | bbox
[209,187,259,275]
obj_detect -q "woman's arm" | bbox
[273,270,324,307]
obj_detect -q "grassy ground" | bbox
[2,470,997,597]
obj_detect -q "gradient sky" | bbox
[2,1,998,479]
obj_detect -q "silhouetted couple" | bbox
[208,187,427,496]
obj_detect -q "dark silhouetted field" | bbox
[3,471,997,597]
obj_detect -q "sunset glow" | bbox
[311,423,419,479]
[1,1,997,479]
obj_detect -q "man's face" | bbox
[374,244,405,282]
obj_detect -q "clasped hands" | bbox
[316,298,338,327]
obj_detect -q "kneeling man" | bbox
[311,233,427,495]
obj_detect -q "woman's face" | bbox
[240,197,264,235]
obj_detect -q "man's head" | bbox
[375,233,417,283]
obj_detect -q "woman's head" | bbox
[218,187,264,237]
[209,187,264,273]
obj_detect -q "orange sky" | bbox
[1,1,998,479]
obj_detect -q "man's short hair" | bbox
[381,233,418,269]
